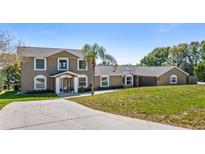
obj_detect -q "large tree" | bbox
[0,70,5,89]
[140,47,169,66]
[0,53,21,89]
[82,43,117,95]
[194,62,205,81]
[186,41,200,75]
[168,43,188,67]
[200,40,205,61]
[140,40,205,78]
[0,29,23,90]
[168,42,202,75]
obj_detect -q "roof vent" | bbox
[113,66,117,72]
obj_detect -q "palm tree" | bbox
[82,43,117,95]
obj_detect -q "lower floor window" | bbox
[34,75,46,90]
[126,76,133,85]
[170,75,177,84]
[101,76,109,87]
[79,77,87,87]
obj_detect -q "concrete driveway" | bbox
[0,99,184,130]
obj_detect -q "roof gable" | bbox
[17,46,83,58]
[159,66,189,76]
[47,50,79,58]
[134,66,175,77]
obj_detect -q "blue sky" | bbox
[1,23,205,64]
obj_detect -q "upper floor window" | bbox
[170,74,177,84]
[58,58,69,70]
[78,59,87,70]
[34,58,46,71]
[101,75,109,87]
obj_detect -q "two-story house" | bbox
[17,46,191,94]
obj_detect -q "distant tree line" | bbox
[140,41,205,81]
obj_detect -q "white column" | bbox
[74,77,79,93]
[55,77,60,94]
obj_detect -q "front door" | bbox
[63,78,70,93]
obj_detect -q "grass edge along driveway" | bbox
[0,90,59,110]
[68,85,205,129]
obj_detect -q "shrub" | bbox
[78,87,91,93]
[25,89,54,94]
[14,85,20,91]
[79,87,84,93]
[3,85,7,90]
[95,85,123,90]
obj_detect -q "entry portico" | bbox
[49,71,79,94]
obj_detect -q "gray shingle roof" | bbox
[134,66,175,77]
[17,46,83,58]
[95,66,135,76]
[95,66,188,77]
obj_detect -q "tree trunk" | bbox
[91,62,95,95]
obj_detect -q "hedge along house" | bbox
[17,46,191,95]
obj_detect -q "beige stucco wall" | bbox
[94,76,100,89]
[21,51,93,93]
[110,76,122,86]
[158,67,188,85]
[21,57,49,92]
[94,75,122,89]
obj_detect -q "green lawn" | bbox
[68,85,205,129]
[0,90,59,110]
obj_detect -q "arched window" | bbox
[170,75,177,84]
[34,75,47,90]
[126,74,133,85]
[78,74,88,88]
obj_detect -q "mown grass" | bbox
[0,90,59,110]
[68,85,205,129]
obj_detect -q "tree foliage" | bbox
[200,40,205,60]
[194,62,205,81]
[0,54,21,89]
[0,29,23,90]
[140,47,169,66]
[140,40,205,77]
[82,43,117,95]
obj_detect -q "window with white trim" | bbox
[34,58,46,70]
[170,75,177,84]
[126,75,133,85]
[58,58,68,70]
[34,75,46,90]
[78,75,87,88]
[101,76,109,87]
[78,59,87,70]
